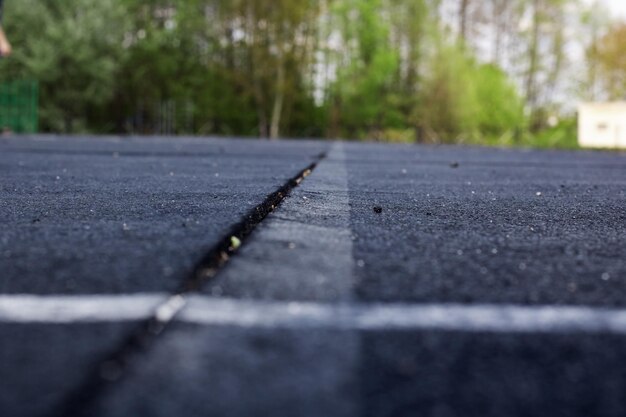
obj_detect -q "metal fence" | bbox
[0,80,38,133]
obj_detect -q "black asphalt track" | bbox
[344,143,626,306]
[1,136,625,417]
[0,135,326,294]
[0,135,327,416]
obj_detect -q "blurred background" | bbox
[0,0,624,148]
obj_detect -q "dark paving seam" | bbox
[49,153,327,417]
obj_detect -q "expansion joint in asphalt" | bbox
[51,152,327,417]
[181,158,324,294]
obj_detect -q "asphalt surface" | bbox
[0,135,326,416]
[346,145,626,306]
[0,135,325,294]
[1,135,626,417]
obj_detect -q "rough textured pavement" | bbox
[0,135,325,294]
[0,135,326,416]
[1,135,626,417]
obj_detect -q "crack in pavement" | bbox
[206,142,355,302]
[51,152,327,417]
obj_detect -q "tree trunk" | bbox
[492,0,504,64]
[459,0,470,42]
[270,60,285,140]
[247,3,269,138]
[525,0,541,129]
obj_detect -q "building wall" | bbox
[578,103,626,149]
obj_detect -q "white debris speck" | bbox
[215,173,220,177]
[122,223,130,231]
[169,172,174,176]
[519,262,527,271]
[356,259,365,268]
[288,242,296,250]
[155,295,185,323]
[491,248,498,255]
[536,192,542,196]
[55,176,61,180]
[230,236,242,250]
[456,250,464,256]
[401,169,407,174]
[601,273,611,281]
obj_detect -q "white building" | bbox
[578,102,626,149]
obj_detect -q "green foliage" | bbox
[0,0,585,148]
[420,44,525,144]
[331,0,401,138]
[473,64,526,140]
[419,42,478,142]
[1,0,130,132]
[590,23,626,100]
[523,118,579,149]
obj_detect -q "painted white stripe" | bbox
[0,294,167,323]
[182,298,626,334]
[3,294,626,335]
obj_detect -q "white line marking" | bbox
[182,298,626,334]
[0,294,166,323]
[3,294,626,335]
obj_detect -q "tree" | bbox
[577,2,610,101]
[330,0,400,139]
[1,0,130,132]
[228,0,321,139]
[0,0,592,147]
[590,23,626,100]
[520,0,572,131]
